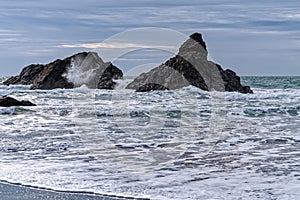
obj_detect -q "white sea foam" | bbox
[0,77,299,199]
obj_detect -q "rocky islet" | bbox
[126,33,253,94]
[3,33,252,94]
[0,96,36,107]
[3,52,123,90]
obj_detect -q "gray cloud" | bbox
[0,0,299,76]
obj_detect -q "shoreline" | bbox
[0,181,150,200]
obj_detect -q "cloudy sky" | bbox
[0,0,300,76]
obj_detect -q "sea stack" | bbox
[3,52,123,90]
[126,33,253,94]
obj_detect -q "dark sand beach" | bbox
[0,182,148,200]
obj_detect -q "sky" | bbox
[0,0,300,76]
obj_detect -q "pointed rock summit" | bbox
[4,52,123,90]
[126,33,253,94]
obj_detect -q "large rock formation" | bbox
[126,33,253,94]
[3,52,123,90]
[0,96,36,107]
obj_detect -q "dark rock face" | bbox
[4,52,123,90]
[97,63,124,89]
[218,67,253,94]
[0,96,36,107]
[126,33,253,94]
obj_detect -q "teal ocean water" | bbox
[242,76,300,89]
[0,76,299,200]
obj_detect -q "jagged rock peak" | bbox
[178,33,208,61]
[189,32,207,51]
[126,32,253,94]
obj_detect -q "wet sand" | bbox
[0,181,149,200]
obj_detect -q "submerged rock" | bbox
[3,52,123,90]
[0,96,36,107]
[126,33,253,94]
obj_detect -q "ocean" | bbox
[0,76,299,200]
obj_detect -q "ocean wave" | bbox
[226,88,300,100]
[0,76,9,84]
[0,84,31,94]
[0,107,15,115]
[0,76,300,199]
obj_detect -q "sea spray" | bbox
[66,58,97,88]
[113,79,133,90]
[65,52,122,89]
[65,53,99,88]
[0,76,9,84]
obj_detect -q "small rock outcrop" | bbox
[0,96,36,107]
[126,33,253,94]
[3,52,123,90]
